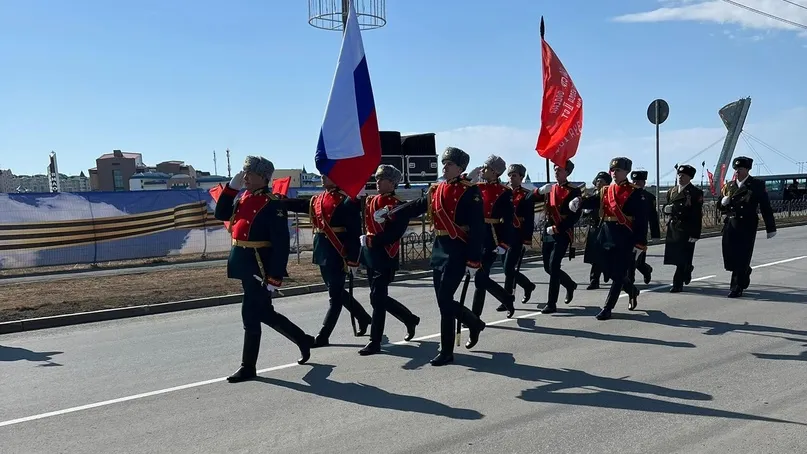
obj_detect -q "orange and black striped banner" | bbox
[0,201,217,252]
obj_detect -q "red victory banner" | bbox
[535,16,583,168]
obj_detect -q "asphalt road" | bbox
[2,226,807,453]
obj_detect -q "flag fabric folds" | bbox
[272,176,292,197]
[535,16,583,168]
[314,0,382,198]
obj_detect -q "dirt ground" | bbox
[0,262,325,323]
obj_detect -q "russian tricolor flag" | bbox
[315,0,382,198]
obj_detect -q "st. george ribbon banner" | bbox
[535,16,583,168]
[314,0,382,199]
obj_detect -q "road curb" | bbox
[2,219,804,335]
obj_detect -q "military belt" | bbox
[484,218,502,224]
[435,227,469,236]
[313,227,346,233]
[602,216,633,222]
[232,239,272,248]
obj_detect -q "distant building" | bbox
[0,169,85,193]
[196,175,230,190]
[129,172,171,191]
[90,150,145,191]
[273,166,322,188]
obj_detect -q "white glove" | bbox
[494,246,506,255]
[721,195,730,206]
[582,208,592,215]
[767,231,777,239]
[253,274,279,293]
[688,237,697,243]
[466,266,478,278]
[229,171,245,190]
[569,197,581,213]
[349,266,359,276]
[545,226,555,235]
[538,183,553,195]
[373,207,389,223]
[664,205,673,214]
[360,234,368,247]
[633,247,643,260]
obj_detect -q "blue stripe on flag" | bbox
[315,129,335,175]
[353,56,375,127]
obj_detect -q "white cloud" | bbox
[434,106,807,186]
[613,0,807,39]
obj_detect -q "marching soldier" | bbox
[357,165,421,356]
[583,171,611,289]
[533,160,581,314]
[472,155,517,318]
[630,170,662,284]
[573,157,648,320]
[282,175,372,347]
[719,156,777,297]
[386,146,486,366]
[500,164,538,306]
[662,164,704,292]
[213,156,315,383]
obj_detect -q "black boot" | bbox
[404,315,420,342]
[272,314,315,365]
[430,317,455,366]
[359,341,382,356]
[343,292,371,336]
[227,332,260,383]
[521,282,535,304]
[314,300,342,348]
[564,282,577,304]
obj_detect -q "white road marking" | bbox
[1,255,804,429]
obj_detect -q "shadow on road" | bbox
[620,309,807,339]
[460,351,805,426]
[687,282,807,304]
[0,345,63,366]
[257,364,484,420]
[490,318,697,349]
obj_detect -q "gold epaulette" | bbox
[393,194,405,202]
[460,179,474,187]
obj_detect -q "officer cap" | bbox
[483,154,507,176]
[677,164,696,178]
[243,156,274,181]
[441,146,470,170]
[507,163,527,177]
[375,164,402,186]
[733,156,753,170]
[609,157,633,172]
[593,171,612,185]
[631,170,648,181]
[554,159,575,175]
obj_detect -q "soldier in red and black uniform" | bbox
[574,157,648,320]
[391,146,486,366]
[532,160,582,314]
[582,171,612,289]
[282,176,372,347]
[213,156,315,383]
[630,170,662,284]
[356,165,421,356]
[500,163,537,306]
[471,155,516,318]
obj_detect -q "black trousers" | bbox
[602,247,638,311]
[471,251,513,316]
[503,246,535,295]
[589,264,603,284]
[239,278,309,366]
[634,253,652,281]
[367,267,418,345]
[432,263,484,355]
[541,235,576,306]
[318,264,372,340]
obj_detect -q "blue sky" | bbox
[2,0,806,185]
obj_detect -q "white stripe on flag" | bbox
[320,0,367,161]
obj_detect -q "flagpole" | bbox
[539,17,551,184]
